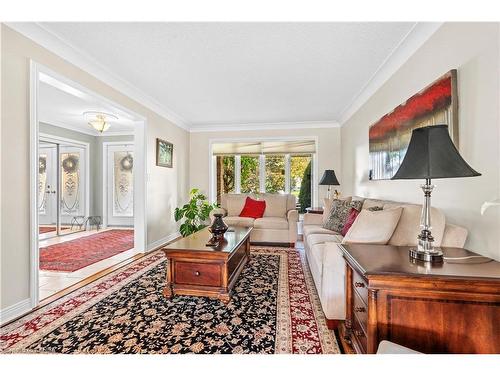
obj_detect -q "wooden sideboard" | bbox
[339,244,500,354]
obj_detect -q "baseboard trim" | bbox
[146,231,181,252]
[0,298,32,326]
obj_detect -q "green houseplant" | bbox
[174,188,219,237]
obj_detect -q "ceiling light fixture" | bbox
[83,111,118,133]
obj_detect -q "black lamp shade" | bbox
[391,125,481,180]
[319,170,340,185]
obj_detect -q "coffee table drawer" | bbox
[174,262,221,287]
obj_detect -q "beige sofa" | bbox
[212,193,298,246]
[303,196,469,323]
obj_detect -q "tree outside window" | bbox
[240,155,259,193]
[265,155,285,193]
[216,156,235,203]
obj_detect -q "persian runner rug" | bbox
[1,246,339,354]
[39,229,134,272]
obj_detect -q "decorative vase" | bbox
[207,213,228,246]
[210,214,228,237]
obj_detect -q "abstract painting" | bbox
[369,70,458,180]
[156,138,173,168]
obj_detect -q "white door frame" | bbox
[102,141,135,228]
[29,61,148,309]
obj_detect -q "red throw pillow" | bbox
[341,208,360,236]
[239,197,266,219]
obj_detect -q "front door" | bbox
[38,143,57,225]
[106,143,134,227]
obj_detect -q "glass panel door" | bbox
[106,144,134,227]
[59,145,87,235]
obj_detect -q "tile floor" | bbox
[39,228,139,300]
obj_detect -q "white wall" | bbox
[341,23,500,260]
[0,25,190,310]
[189,127,342,204]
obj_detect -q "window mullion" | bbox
[235,155,241,194]
[284,154,291,194]
[259,154,265,193]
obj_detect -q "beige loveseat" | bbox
[303,196,469,323]
[211,193,298,246]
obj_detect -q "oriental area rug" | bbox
[1,246,339,354]
[39,229,134,272]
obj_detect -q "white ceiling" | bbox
[37,22,418,128]
[39,73,136,136]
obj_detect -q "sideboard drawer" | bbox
[352,315,367,354]
[352,271,368,305]
[174,262,221,287]
[353,289,368,333]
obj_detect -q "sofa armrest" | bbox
[209,207,227,221]
[441,223,468,248]
[303,213,323,226]
[287,209,299,222]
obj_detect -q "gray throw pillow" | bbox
[323,200,363,233]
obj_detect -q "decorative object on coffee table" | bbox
[163,226,252,303]
[156,138,173,168]
[207,213,228,246]
[319,169,340,199]
[391,125,481,262]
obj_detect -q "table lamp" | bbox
[391,125,481,262]
[319,170,340,199]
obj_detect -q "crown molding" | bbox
[6,22,190,131]
[189,120,340,133]
[339,22,443,126]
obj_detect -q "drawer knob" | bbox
[354,282,365,288]
[354,306,366,313]
[194,271,200,276]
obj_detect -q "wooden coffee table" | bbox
[162,226,252,303]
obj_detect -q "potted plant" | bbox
[174,188,219,237]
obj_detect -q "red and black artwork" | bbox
[369,70,458,180]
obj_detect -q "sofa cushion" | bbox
[388,204,446,247]
[303,225,339,237]
[341,208,360,236]
[307,243,325,292]
[239,196,266,219]
[254,217,289,230]
[308,233,343,247]
[259,193,288,218]
[222,216,255,227]
[225,194,251,216]
[323,199,363,232]
[342,207,403,245]
[323,197,351,225]
[362,198,390,210]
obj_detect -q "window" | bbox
[216,156,235,203]
[215,152,313,209]
[290,155,312,212]
[240,155,260,193]
[265,155,285,193]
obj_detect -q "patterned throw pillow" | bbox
[323,199,363,233]
[367,206,384,211]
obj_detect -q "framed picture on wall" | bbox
[368,69,458,180]
[156,138,173,168]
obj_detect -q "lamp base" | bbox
[409,248,444,263]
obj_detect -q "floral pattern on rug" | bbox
[1,247,339,354]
